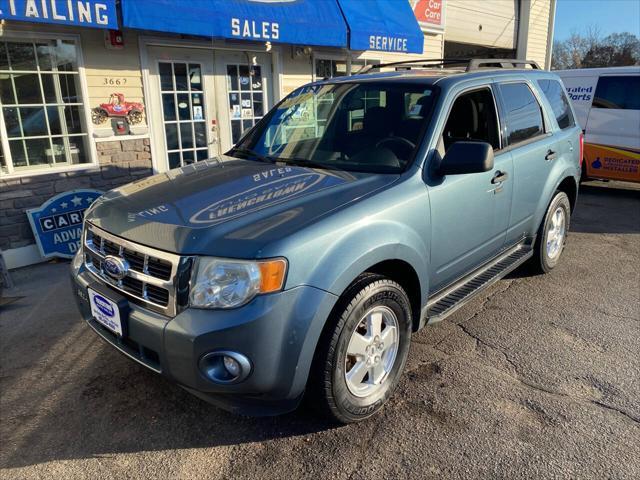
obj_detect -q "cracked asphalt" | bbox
[1,180,639,479]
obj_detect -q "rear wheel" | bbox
[308,274,412,423]
[531,191,571,273]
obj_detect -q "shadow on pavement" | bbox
[571,182,640,235]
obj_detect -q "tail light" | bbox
[579,132,584,167]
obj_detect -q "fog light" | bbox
[199,351,252,384]
[223,356,241,377]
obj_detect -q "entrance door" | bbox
[213,52,273,152]
[148,47,219,172]
[147,47,273,171]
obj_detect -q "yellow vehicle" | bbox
[556,67,640,183]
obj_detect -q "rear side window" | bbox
[593,76,640,110]
[537,79,575,129]
[499,83,544,146]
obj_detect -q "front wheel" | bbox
[531,191,571,274]
[308,274,412,423]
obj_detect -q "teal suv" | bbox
[71,59,581,423]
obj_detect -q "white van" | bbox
[555,67,639,183]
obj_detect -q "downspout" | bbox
[545,0,557,70]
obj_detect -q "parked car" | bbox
[71,58,581,423]
[555,66,640,183]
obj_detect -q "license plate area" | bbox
[88,287,129,337]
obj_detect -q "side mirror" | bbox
[438,141,494,176]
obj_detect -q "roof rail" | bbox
[357,58,541,74]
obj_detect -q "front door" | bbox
[428,86,513,292]
[213,52,273,153]
[148,48,273,171]
[148,47,219,171]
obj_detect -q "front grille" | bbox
[83,223,183,316]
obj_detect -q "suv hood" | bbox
[87,157,398,256]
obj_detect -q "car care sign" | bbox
[27,189,102,259]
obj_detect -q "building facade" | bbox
[0,0,556,269]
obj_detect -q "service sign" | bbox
[0,0,117,29]
[27,189,103,259]
[412,0,446,33]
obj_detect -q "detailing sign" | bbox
[27,189,103,259]
[0,1,118,29]
[412,0,446,33]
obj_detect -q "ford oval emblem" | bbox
[103,255,129,281]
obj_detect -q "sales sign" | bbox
[0,1,118,29]
[27,189,103,259]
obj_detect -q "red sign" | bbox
[412,0,446,33]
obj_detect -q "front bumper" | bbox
[71,264,337,416]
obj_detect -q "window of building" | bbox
[593,76,640,110]
[314,57,380,80]
[0,39,92,176]
[499,83,545,146]
[227,64,265,145]
[315,58,348,79]
[442,88,500,152]
[159,61,209,168]
[537,79,575,130]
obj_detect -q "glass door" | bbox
[214,52,273,153]
[158,61,209,169]
[147,47,218,172]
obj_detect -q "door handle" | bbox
[491,171,509,184]
[545,149,557,161]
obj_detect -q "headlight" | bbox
[190,257,287,309]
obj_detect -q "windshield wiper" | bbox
[275,156,343,171]
[228,147,276,164]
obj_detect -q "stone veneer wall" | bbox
[0,138,153,252]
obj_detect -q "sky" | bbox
[553,0,640,41]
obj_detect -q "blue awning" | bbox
[337,0,424,54]
[0,0,117,29]
[122,0,347,48]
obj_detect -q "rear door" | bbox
[496,80,554,246]
[584,74,640,182]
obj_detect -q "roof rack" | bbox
[357,58,541,74]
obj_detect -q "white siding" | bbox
[445,0,519,49]
[525,0,552,67]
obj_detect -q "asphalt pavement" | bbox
[1,180,639,479]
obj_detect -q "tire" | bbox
[531,191,571,274]
[308,274,412,423]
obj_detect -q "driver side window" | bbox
[442,88,500,152]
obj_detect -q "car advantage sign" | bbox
[27,189,102,259]
[0,0,118,29]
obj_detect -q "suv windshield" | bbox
[229,82,437,173]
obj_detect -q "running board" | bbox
[425,243,533,325]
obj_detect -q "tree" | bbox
[551,26,640,69]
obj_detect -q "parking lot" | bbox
[1,180,638,479]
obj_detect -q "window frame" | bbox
[495,80,551,151]
[0,31,97,179]
[436,84,504,154]
[536,78,576,131]
[312,53,381,81]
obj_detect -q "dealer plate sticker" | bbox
[88,289,122,336]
